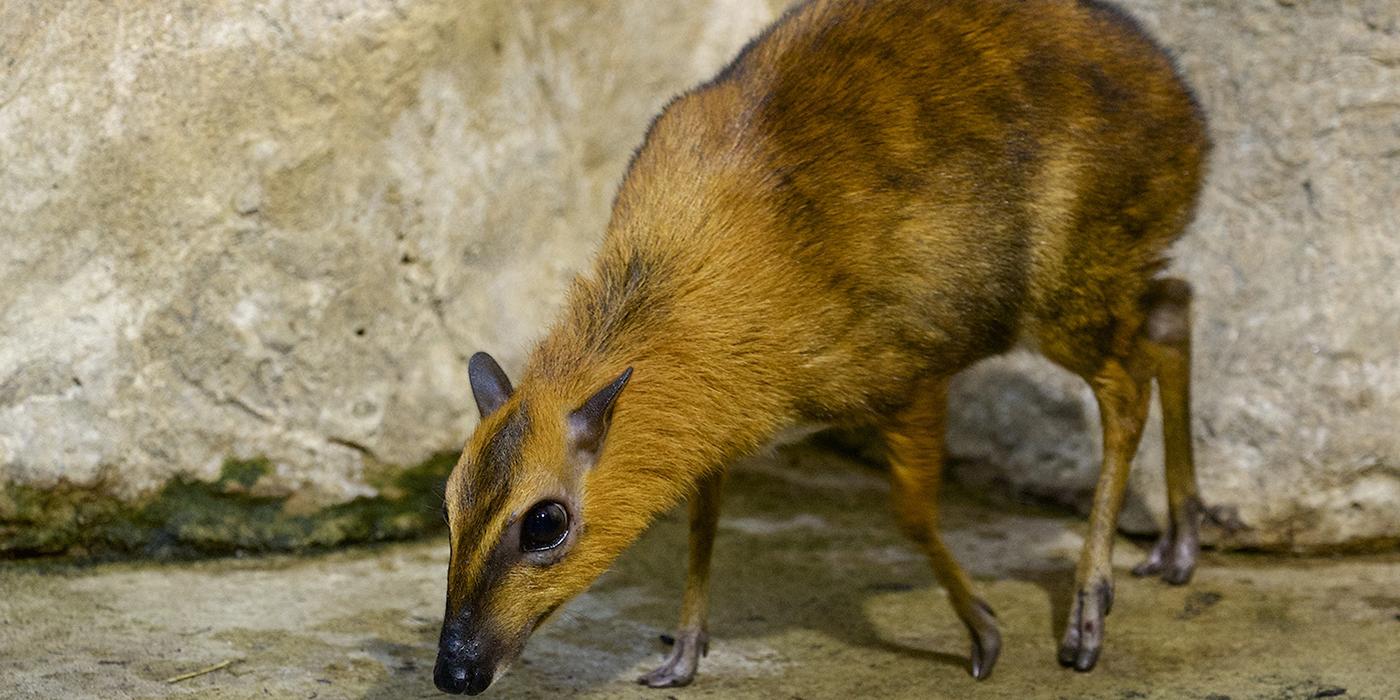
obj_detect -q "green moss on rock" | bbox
[0,453,457,559]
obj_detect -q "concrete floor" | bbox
[3,444,1398,700]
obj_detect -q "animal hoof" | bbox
[969,627,1000,680]
[1057,581,1112,672]
[637,667,694,688]
[637,629,707,688]
[1132,521,1199,586]
[967,598,1000,680]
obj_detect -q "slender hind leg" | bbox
[882,378,1001,680]
[1132,278,1203,584]
[638,468,726,687]
[1057,349,1153,671]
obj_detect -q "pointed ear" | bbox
[568,367,633,458]
[468,352,513,419]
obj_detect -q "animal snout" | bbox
[432,657,492,695]
[434,625,494,695]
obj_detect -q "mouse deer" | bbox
[433,0,1208,693]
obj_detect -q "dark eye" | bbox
[520,501,569,552]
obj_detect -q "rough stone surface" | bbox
[1,0,1398,555]
[0,0,778,554]
[3,446,1399,699]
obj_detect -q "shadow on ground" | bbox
[2,443,1397,699]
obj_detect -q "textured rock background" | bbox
[0,0,781,555]
[0,0,1395,555]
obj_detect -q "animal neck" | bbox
[516,117,790,544]
[518,245,780,547]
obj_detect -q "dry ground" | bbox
[3,444,1398,699]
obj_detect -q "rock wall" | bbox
[1,0,1396,556]
[0,0,779,555]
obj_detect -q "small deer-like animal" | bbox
[434,0,1208,694]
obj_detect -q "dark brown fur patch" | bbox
[577,248,669,355]
[476,405,528,500]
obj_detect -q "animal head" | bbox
[433,351,634,695]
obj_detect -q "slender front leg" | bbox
[638,468,725,688]
[1058,355,1152,671]
[883,378,1001,680]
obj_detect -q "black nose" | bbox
[433,657,492,695]
[436,616,496,695]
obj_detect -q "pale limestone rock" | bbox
[0,1,777,551]
[1,0,1396,553]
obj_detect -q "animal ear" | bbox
[568,367,633,458]
[468,352,513,419]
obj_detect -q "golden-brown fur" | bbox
[437,0,1208,692]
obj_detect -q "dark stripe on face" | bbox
[449,403,530,609]
[474,403,529,506]
[443,520,521,655]
[438,526,524,683]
